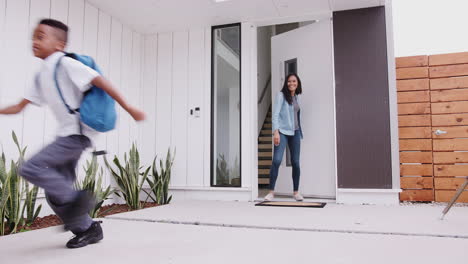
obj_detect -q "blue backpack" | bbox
[54,53,116,132]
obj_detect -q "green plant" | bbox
[22,181,41,226]
[5,132,25,234]
[146,148,175,205]
[0,153,10,235]
[76,155,114,218]
[230,156,240,186]
[215,154,240,186]
[216,154,229,185]
[0,131,42,235]
[14,133,41,227]
[105,143,150,210]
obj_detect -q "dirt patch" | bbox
[2,202,159,235]
[97,202,159,217]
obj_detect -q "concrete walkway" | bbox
[1,201,468,264]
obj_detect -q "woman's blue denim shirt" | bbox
[272,92,303,138]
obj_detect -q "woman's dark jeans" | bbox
[269,130,301,191]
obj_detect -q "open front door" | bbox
[271,21,336,198]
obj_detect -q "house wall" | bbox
[0,0,254,214]
[140,29,211,192]
[140,23,256,201]
[0,0,144,216]
[0,1,398,209]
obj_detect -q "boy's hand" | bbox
[0,99,31,115]
[127,106,146,121]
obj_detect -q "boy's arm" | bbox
[91,76,146,121]
[0,99,31,115]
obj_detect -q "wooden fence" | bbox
[397,52,468,202]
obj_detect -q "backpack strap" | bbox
[54,55,76,115]
[54,54,84,134]
[34,73,40,89]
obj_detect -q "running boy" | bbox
[0,19,145,248]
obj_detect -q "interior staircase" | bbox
[258,108,272,187]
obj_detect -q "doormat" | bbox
[255,201,326,208]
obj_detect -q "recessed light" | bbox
[213,0,231,3]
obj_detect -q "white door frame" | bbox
[247,12,338,201]
[247,5,399,204]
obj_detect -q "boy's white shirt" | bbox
[25,51,100,143]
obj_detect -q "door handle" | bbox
[434,129,447,136]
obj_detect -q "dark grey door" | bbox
[333,7,393,189]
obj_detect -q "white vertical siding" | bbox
[203,28,211,187]
[130,32,142,150]
[106,18,122,159]
[2,0,30,162]
[0,0,6,113]
[140,35,157,167]
[50,0,68,24]
[139,27,222,190]
[186,29,206,187]
[170,31,189,187]
[155,32,173,160]
[82,2,97,58]
[117,26,133,157]
[67,0,85,53]
[79,2,98,181]
[22,0,49,158]
[140,27,253,191]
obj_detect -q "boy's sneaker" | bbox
[66,221,103,249]
[264,192,274,201]
[293,193,304,201]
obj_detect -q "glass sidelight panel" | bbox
[211,24,241,187]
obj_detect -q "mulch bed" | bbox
[2,202,159,235]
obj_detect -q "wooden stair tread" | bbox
[259,152,272,157]
[258,178,270,185]
[258,106,273,185]
[258,160,272,166]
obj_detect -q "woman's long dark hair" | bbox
[281,73,302,105]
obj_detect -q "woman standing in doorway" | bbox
[264,73,304,201]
